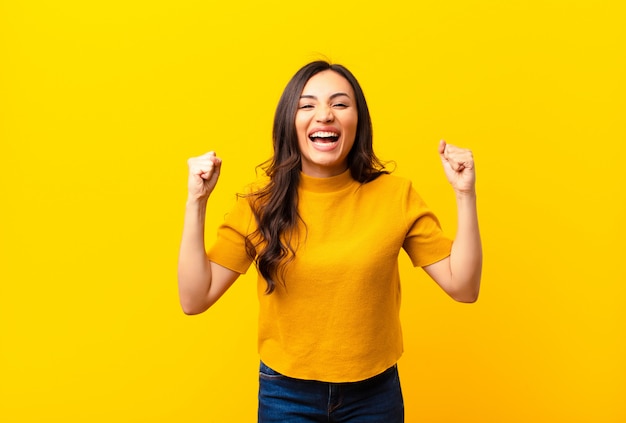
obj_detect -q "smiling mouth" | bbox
[309,131,340,143]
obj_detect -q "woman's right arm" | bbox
[177,151,240,315]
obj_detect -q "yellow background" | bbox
[1,0,624,422]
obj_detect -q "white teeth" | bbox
[310,131,339,138]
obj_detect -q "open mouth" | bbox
[309,131,340,143]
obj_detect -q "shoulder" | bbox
[363,173,430,209]
[233,175,271,211]
[241,174,271,195]
[364,172,414,193]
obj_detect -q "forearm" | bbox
[177,198,212,312]
[449,191,482,302]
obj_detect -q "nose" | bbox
[315,105,334,123]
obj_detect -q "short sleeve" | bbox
[402,183,453,267]
[206,196,256,274]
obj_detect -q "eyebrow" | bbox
[299,92,352,100]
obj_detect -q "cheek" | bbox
[296,130,310,153]
[294,117,306,141]
[346,116,358,139]
[347,111,358,131]
[295,114,309,134]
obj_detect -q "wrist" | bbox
[454,189,477,202]
[186,195,209,209]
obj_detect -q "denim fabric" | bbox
[258,362,404,422]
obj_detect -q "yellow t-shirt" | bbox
[207,170,452,382]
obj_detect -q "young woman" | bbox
[178,61,482,422]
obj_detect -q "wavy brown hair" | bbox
[245,61,388,293]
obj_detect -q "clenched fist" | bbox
[438,140,476,195]
[187,151,222,201]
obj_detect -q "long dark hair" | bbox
[245,61,387,293]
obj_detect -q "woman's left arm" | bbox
[422,140,482,303]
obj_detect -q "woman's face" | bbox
[295,70,358,178]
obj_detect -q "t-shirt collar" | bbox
[299,169,355,193]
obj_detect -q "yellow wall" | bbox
[1,1,624,422]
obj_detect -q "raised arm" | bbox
[177,151,240,315]
[422,140,482,303]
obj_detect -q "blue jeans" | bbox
[258,362,404,422]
